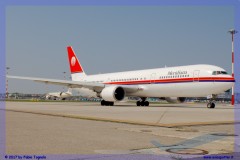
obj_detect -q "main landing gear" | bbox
[101,100,114,106]
[136,97,149,106]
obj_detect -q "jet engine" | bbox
[100,86,125,101]
[165,97,186,103]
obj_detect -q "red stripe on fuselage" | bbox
[104,77,234,85]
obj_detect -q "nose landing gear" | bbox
[207,101,215,108]
[207,95,216,109]
[136,97,149,106]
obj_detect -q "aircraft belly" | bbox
[127,82,233,98]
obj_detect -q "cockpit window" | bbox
[212,71,228,75]
[220,71,227,74]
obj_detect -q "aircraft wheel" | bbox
[101,100,105,106]
[136,101,141,106]
[210,103,215,108]
[140,101,145,106]
[101,100,114,106]
[207,102,215,109]
[144,101,149,106]
[207,103,210,108]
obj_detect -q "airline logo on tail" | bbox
[71,57,76,66]
[67,46,84,74]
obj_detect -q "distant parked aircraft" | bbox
[46,89,72,100]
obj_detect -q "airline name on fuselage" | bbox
[168,70,188,75]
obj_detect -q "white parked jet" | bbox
[8,46,234,108]
[46,89,72,100]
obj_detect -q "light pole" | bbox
[228,29,238,105]
[63,71,66,91]
[6,67,10,98]
[63,71,66,80]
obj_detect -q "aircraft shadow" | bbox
[113,104,237,109]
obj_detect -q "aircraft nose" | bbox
[224,74,235,81]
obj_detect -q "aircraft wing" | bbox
[7,75,141,93]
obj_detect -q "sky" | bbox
[6,6,234,94]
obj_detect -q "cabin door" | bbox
[193,70,200,82]
[150,73,156,84]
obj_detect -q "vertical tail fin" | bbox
[67,46,86,81]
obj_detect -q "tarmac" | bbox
[3,101,240,156]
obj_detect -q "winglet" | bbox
[67,46,84,74]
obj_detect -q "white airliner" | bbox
[8,46,234,108]
[46,89,72,100]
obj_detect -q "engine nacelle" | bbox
[100,86,125,102]
[165,97,186,103]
